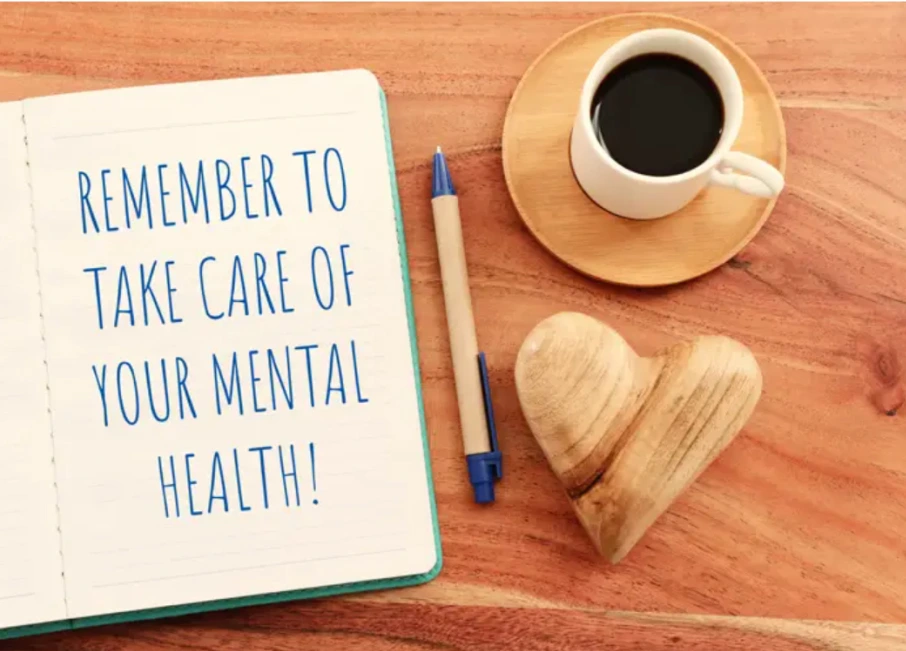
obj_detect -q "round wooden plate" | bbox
[502,14,786,287]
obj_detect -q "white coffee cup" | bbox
[570,28,784,220]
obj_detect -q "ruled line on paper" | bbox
[0,525,29,534]
[0,314,41,324]
[111,531,404,570]
[323,466,403,480]
[0,491,39,504]
[54,111,359,141]
[76,495,401,537]
[0,593,33,602]
[89,505,402,555]
[0,543,42,554]
[93,547,405,588]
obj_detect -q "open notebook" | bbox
[0,70,439,637]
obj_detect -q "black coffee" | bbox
[590,53,724,177]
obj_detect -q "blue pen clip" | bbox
[466,352,502,504]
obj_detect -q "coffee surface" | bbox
[591,53,724,177]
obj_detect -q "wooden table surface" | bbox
[1,3,906,649]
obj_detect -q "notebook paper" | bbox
[0,103,67,627]
[2,70,437,624]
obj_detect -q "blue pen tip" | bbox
[432,147,456,197]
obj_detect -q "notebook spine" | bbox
[21,105,69,615]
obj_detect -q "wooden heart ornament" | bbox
[515,312,762,563]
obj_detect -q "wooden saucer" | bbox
[502,14,786,287]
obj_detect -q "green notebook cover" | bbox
[1,78,442,641]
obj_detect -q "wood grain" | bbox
[515,312,762,562]
[502,12,786,286]
[7,600,906,651]
[0,2,905,649]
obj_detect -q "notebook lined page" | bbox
[0,102,67,628]
[23,71,436,619]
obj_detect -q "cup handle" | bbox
[709,151,784,198]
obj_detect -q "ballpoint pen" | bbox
[431,146,502,504]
